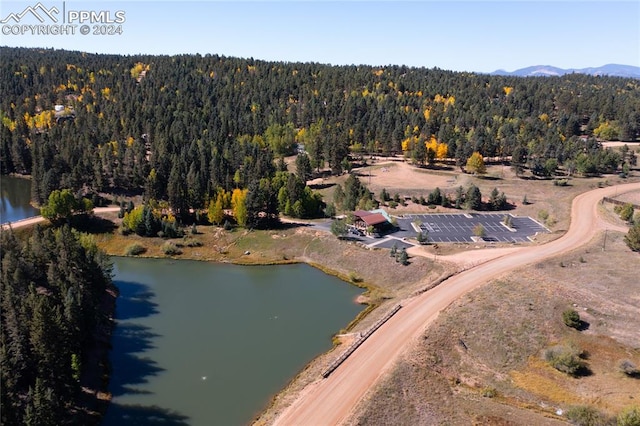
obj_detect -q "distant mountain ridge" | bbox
[490,64,640,78]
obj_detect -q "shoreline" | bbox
[99,234,384,424]
[75,282,119,424]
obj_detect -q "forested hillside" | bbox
[0,226,114,425]
[1,47,639,222]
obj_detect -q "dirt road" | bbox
[271,182,640,426]
[1,207,121,230]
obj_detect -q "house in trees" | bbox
[353,209,391,236]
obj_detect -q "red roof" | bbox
[361,213,388,226]
[354,210,373,218]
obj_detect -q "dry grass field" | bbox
[344,229,640,425]
[255,166,639,425]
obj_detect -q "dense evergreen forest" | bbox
[1,47,639,224]
[0,226,114,425]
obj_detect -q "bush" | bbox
[162,242,182,255]
[538,209,549,222]
[620,203,635,222]
[124,243,146,256]
[481,386,497,398]
[348,271,363,283]
[472,223,486,238]
[625,223,640,252]
[543,344,587,376]
[563,308,582,329]
[617,406,640,426]
[565,405,611,426]
[183,237,203,247]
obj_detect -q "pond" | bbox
[103,257,364,426]
[0,175,38,224]
[0,178,363,425]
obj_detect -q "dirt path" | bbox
[1,207,121,230]
[270,182,640,426]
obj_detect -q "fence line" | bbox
[602,197,640,210]
[321,304,402,378]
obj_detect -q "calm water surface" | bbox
[103,257,364,426]
[0,176,38,223]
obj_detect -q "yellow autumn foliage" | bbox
[426,135,449,159]
[401,136,416,152]
[2,115,16,131]
[503,86,513,96]
[23,110,54,130]
[231,188,248,227]
[130,62,146,78]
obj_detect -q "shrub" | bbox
[625,223,640,252]
[563,308,582,329]
[620,203,635,222]
[162,242,182,255]
[348,271,363,283]
[472,223,486,238]
[124,243,146,256]
[183,237,203,247]
[617,406,640,426]
[481,386,497,398]
[565,405,611,426]
[538,209,549,222]
[543,344,587,376]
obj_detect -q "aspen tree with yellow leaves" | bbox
[466,152,487,175]
[231,188,248,227]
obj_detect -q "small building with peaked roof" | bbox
[353,210,391,236]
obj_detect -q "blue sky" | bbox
[1,1,639,73]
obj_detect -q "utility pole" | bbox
[602,229,607,251]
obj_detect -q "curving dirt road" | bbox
[271,182,640,426]
[1,207,121,230]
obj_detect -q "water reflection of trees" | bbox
[105,280,190,425]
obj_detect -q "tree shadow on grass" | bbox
[576,320,590,331]
[308,182,336,190]
[71,214,117,234]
